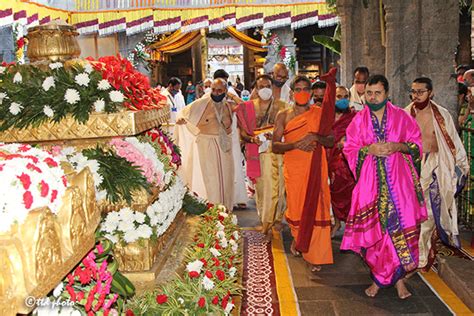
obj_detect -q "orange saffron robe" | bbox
[283,106,333,265]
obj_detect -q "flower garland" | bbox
[127,31,167,69]
[145,128,181,168]
[126,205,242,315]
[88,55,166,111]
[0,61,126,131]
[100,177,186,244]
[0,143,67,233]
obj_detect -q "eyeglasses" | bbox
[409,89,429,96]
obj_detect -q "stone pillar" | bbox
[360,0,385,75]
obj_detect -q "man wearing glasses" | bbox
[342,75,427,299]
[405,77,469,272]
[349,66,369,111]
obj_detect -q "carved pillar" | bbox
[336,0,360,86]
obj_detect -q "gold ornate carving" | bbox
[0,107,170,143]
[99,186,161,213]
[0,167,100,315]
[26,23,81,63]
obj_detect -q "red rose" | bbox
[23,191,33,209]
[125,310,135,316]
[214,242,222,250]
[218,215,225,221]
[188,271,200,278]
[197,243,205,248]
[212,257,220,267]
[216,270,225,281]
[198,297,206,308]
[212,295,219,305]
[17,173,31,190]
[200,258,208,267]
[204,270,213,279]
[156,294,168,304]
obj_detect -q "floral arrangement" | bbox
[88,55,166,111]
[39,238,136,316]
[0,61,126,131]
[145,127,182,168]
[182,191,209,215]
[0,143,67,233]
[125,205,242,315]
[127,30,167,69]
[100,176,186,244]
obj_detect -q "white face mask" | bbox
[204,87,212,94]
[258,87,273,101]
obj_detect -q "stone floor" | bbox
[234,201,454,316]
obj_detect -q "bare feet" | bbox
[331,219,341,239]
[290,240,302,257]
[395,279,412,299]
[365,282,379,298]
[264,229,273,242]
[310,265,322,273]
[404,269,419,279]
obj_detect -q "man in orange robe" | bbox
[272,69,336,271]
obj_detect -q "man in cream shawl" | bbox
[174,78,235,211]
[405,77,469,270]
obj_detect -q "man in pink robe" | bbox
[342,75,427,299]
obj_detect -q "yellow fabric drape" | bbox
[148,29,185,49]
[226,26,267,52]
[163,31,202,54]
[150,30,201,60]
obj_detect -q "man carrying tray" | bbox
[236,74,287,240]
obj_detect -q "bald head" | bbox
[272,63,289,87]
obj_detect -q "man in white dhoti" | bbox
[405,77,469,271]
[174,78,235,211]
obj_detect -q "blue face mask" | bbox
[335,98,349,110]
[242,96,250,101]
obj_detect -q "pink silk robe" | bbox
[342,102,427,287]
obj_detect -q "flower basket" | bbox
[114,211,184,273]
[0,107,170,143]
[0,167,100,315]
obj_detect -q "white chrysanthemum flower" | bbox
[123,229,140,243]
[43,105,54,118]
[9,102,23,115]
[53,282,63,297]
[13,72,22,83]
[93,98,105,112]
[216,221,225,232]
[42,76,55,91]
[228,267,237,278]
[61,146,76,156]
[96,189,107,201]
[64,89,80,104]
[109,90,124,103]
[137,224,152,239]
[232,231,240,241]
[186,259,204,273]
[119,207,135,221]
[49,62,63,70]
[202,276,215,291]
[84,63,94,74]
[0,66,5,74]
[117,220,135,233]
[75,72,90,86]
[231,215,238,225]
[210,247,221,257]
[134,212,146,224]
[97,79,111,90]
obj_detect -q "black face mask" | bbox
[273,79,285,88]
[314,97,324,104]
[211,93,226,103]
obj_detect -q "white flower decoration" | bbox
[229,267,237,278]
[210,247,221,257]
[219,211,229,218]
[53,282,63,297]
[220,237,228,249]
[9,102,23,115]
[231,215,238,225]
[232,231,240,241]
[13,72,22,83]
[186,259,204,273]
[216,221,225,232]
[0,66,5,74]
[109,90,125,103]
[43,105,54,118]
[224,302,235,314]
[75,72,90,86]
[137,224,152,239]
[84,63,94,74]
[93,98,105,112]
[64,89,80,105]
[49,62,63,70]
[42,76,55,91]
[178,297,184,305]
[0,92,7,104]
[202,276,215,291]
[98,79,111,90]
[123,229,140,243]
